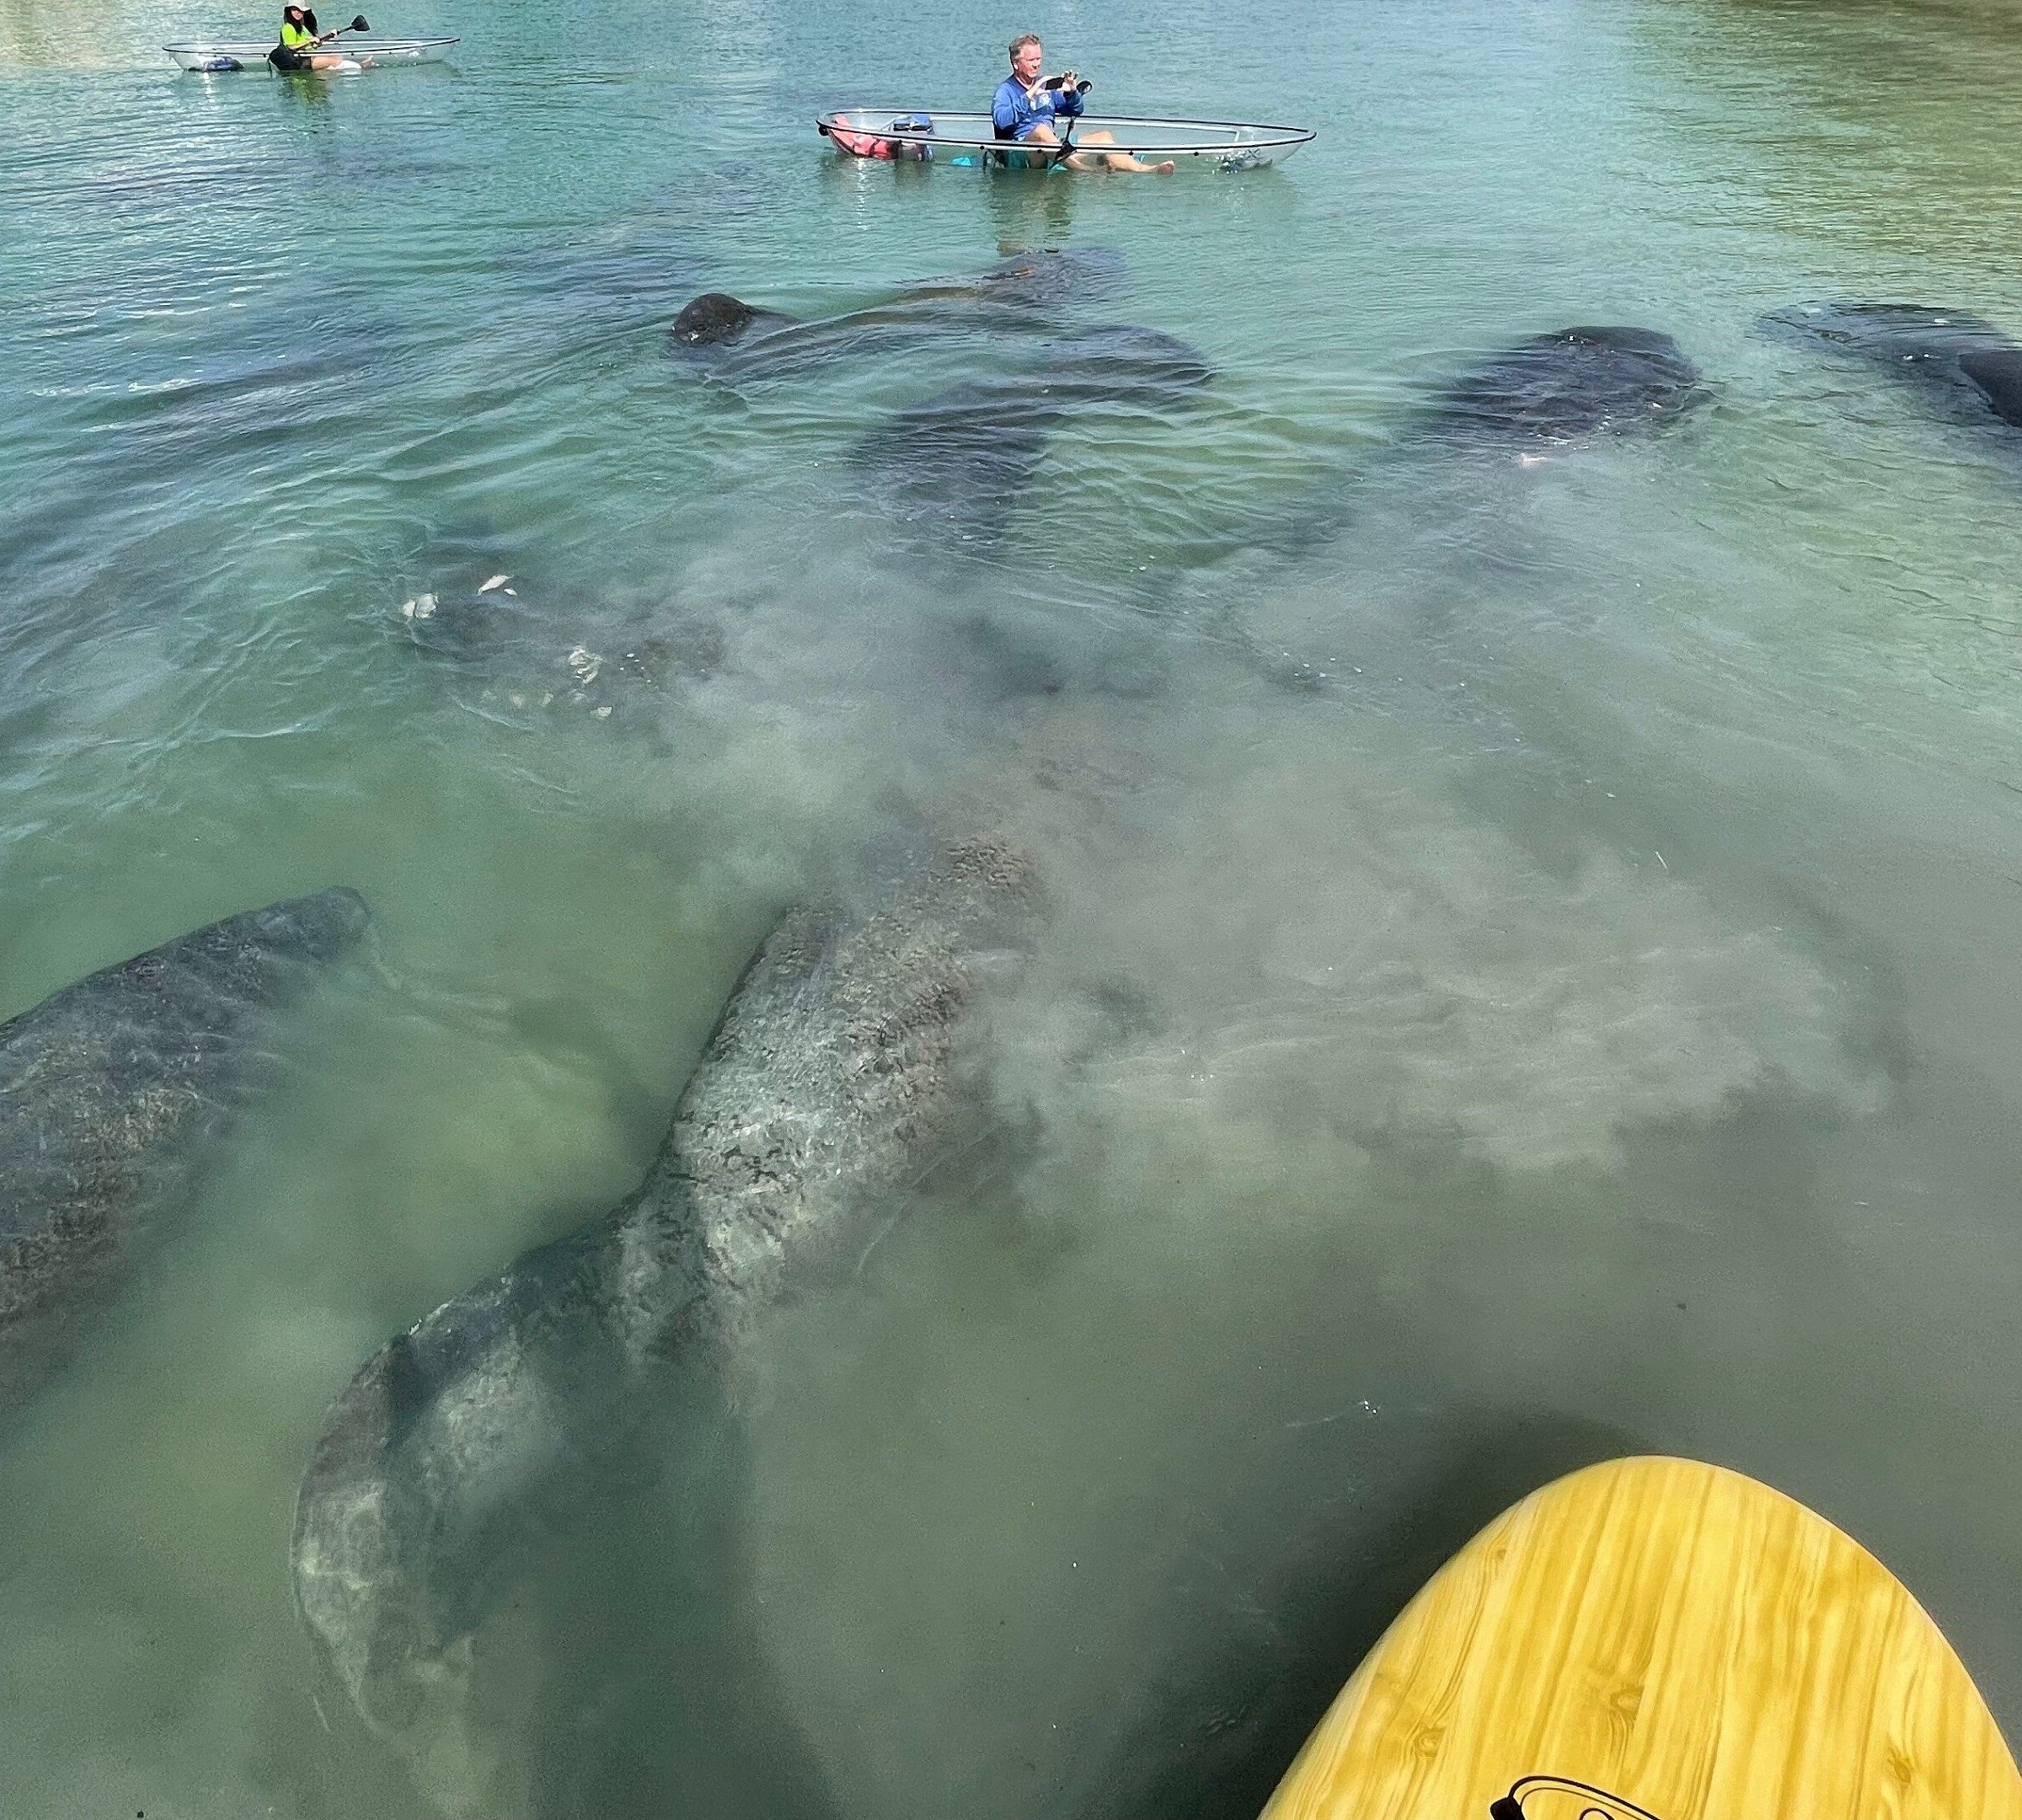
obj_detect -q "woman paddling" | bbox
[268,5,353,72]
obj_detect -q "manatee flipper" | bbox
[0,887,370,1418]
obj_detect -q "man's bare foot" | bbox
[1154,160,1176,175]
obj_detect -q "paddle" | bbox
[1046,74,1090,169]
[308,12,371,41]
[1053,112,1077,169]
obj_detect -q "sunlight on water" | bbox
[3,0,2022,1813]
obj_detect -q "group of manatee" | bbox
[4,253,2019,1810]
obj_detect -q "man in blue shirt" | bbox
[992,33,1174,174]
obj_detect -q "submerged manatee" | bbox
[292,841,1035,1758]
[664,249,1126,378]
[0,887,370,1416]
[1231,323,1705,558]
[1422,324,1706,446]
[1764,302,2022,433]
[395,567,723,722]
[856,323,1214,547]
[907,245,1126,310]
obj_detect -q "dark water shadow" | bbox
[496,1397,842,1820]
[1067,1410,1645,1820]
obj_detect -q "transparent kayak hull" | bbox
[816,108,1315,171]
[163,35,456,70]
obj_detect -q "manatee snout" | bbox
[667,292,764,350]
[258,885,373,968]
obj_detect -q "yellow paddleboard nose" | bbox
[1262,1455,2021,1820]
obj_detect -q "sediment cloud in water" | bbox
[988,717,1885,1178]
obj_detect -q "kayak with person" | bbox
[992,32,1174,174]
[816,37,1315,172]
[269,4,362,71]
[163,13,457,71]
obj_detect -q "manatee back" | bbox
[0,886,369,1414]
[855,324,1214,548]
[1763,302,2022,433]
[663,838,1039,1339]
[1960,346,2022,429]
[1426,324,1704,444]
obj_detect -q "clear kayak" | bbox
[163,35,456,70]
[816,108,1315,171]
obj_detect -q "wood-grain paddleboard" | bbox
[1260,1455,2021,1820]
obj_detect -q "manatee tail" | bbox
[291,1213,684,1793]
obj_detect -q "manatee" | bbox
[1421,324,1705,446]
[388,550,725,727]
[1962,347,2022,426]
[666,291,795,352]
[0,887,370,1416]
[907,246,1126,310]
[1233,324,1704,551]
[1764,302,2022,432]
[855,323,1215,547]
[292,841,1035,1763]
[664,249,1126,377]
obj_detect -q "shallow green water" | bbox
[4,0,2022,1814]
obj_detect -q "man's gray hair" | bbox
[1008,31,1040,60]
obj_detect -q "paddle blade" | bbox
[350,13,369,29]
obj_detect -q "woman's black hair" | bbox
[302,7,319,29]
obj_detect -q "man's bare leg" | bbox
[1022,123,1176,175]
[1078,130,1177,175]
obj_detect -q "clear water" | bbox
[4,0,2022,1813]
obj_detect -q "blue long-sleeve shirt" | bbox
[992,74,1084,141]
